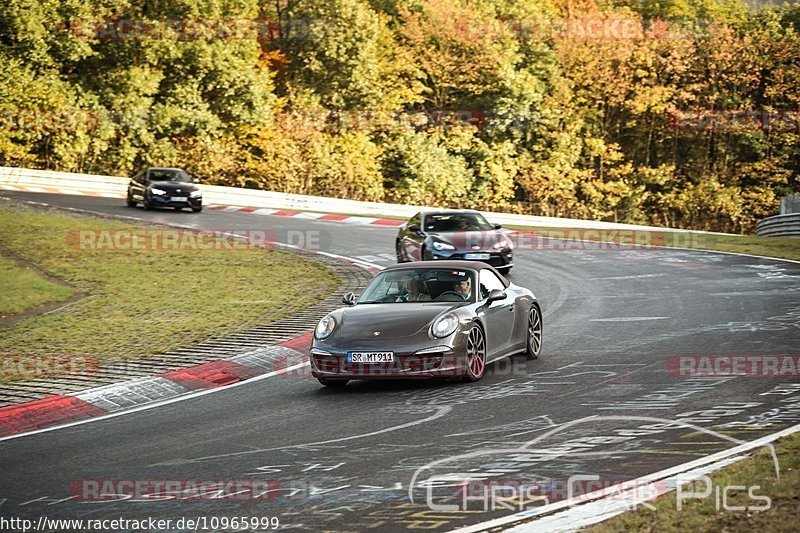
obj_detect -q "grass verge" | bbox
[586,431,800,532]
[0,202,337,384]
[0,255,74,316]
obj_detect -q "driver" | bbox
[397,278,431,302]
[454,277,472,300]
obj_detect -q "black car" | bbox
[396,210,513,271]
[310,261,541,387]
[126,167,203,212]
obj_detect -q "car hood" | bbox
[149,181,198,193]
[338,303,458,339]
[429,230,507,251]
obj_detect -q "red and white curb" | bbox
[208,205,406,227]
[0,333,312,439]
[0,183,405,228]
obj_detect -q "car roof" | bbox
[418,209,481,217]
[381,260,509,287]
[147,167,186,172]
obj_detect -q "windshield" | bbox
[358,268,475,304]
[149,169,189,182]
[424,213,493,232]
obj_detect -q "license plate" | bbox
[170,196,188,202]
[348,351,394,363]
[465,253,491,260]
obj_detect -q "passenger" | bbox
[397,279,431,302]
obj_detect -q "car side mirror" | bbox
[408,224,420,233]
[342,292,356,306]
[493,223,502,229]
[487,289,507,303]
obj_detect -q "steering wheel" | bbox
[435,291,466,302]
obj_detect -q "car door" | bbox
[478,269,515,358]
[401,213,424,261]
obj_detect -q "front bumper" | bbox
[309,348,467,379]
[150,195,202,209]
[429,248,513,268]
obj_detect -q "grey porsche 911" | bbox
[309,261,542,387]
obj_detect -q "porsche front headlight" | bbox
[315,314,336,340]
[431,313,459,338]
[432,241,455,251]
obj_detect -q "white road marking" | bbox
[0,362,310,443]
[355,255,384,263]
[148,405,453,467]
[710,289,800,296]
[352,254,396,264]
[589,317,669,322]
[593,273,667,280]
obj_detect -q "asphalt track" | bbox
[1,190,800,532]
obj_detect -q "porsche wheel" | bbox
[464,325,486,381]
[318,378,349,388]
[526,304,542,360]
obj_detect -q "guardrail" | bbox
[756,213,800,237]
[0,166,731,235]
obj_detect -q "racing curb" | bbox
[207,204,406,227]
[0,183,406,228]
[0,333,312,438]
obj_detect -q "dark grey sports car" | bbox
[396,210,514,271]
[309,261,542,387]
[126,167,203,212]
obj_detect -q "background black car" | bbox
[396,210,514,271]
[126,167,203,212]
